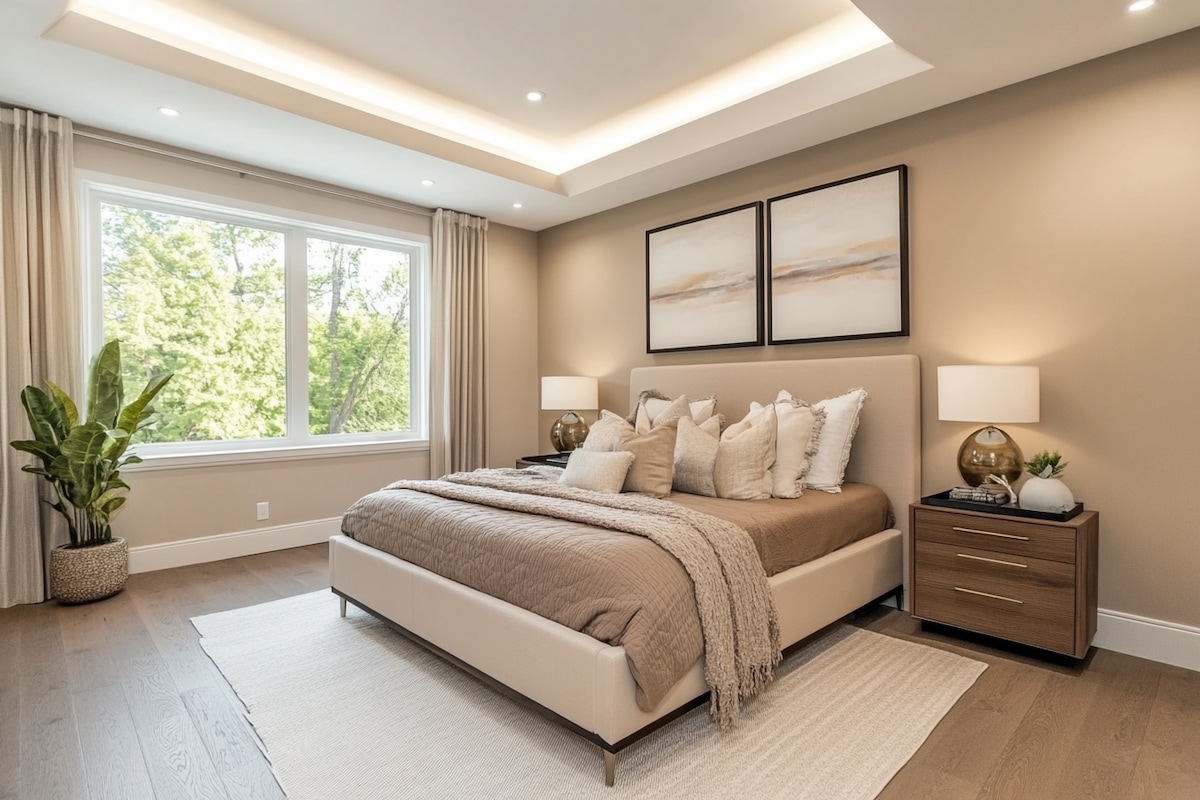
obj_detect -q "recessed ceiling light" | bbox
[525,91,545,103]
[512,202,523,209]
[420,179,435,187]
[157,106,181,117]
[1127,0,1155,11]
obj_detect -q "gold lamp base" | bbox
[957,425,1023,487]
[550,411,590,452]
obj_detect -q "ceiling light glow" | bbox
[525,91,545,102]
[1128,0,1155,10]
[158,106,181,117]
[420,179,435,186]
[512,202,523,209]
[67,0,899,176]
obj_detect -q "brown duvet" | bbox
[340,477,890,711]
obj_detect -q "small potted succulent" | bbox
[9,340,172,603]
[1018,450,1075,513]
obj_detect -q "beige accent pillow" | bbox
[558,449,635,494]
[751,393,827,499]
[583,411,678,497]
[802,388,868,493]
[673,416,721,496]
[714,404,777,500]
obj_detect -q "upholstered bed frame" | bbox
[328,354,920,785]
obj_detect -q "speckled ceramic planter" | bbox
[49,538,128,604]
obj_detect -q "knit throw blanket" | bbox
[387,468,782,729]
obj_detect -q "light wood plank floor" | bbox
[2,543,1197,799]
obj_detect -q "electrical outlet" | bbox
[256,502,269,521]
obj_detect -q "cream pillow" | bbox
[802,388,868,493]
[634,393,692,433]
[632,390,718,430]
[583,411,678,497]
[558,449,635,494]
[714,404,776,500]
[673,416,721,496]
[751,393,826,499]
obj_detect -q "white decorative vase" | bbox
[1019,477,1075,514]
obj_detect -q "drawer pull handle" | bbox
[953,526,1029,541]
[954,587,1023,604]
[956,553,1028,569]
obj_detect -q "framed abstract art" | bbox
[767,165,909,345]
[645,202,763,353]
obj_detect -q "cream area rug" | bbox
[192,591,986,800]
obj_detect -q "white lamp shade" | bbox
[541,376,598,411]
[937,365,1040,423]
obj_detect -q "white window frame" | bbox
[78,172,430,471]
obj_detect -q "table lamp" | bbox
[541,376,598,452]
[938,365,1040,486]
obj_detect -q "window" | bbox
[82,179,428,462]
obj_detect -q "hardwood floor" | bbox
[2,543,1197,799]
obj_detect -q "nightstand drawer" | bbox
[913,540,1076,653]
[913,507,1077,563]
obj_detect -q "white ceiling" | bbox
[3,0,1199,231]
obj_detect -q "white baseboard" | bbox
[1095,608,1200,673]
[128,517,341,574]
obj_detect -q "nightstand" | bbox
[909,502,1099,658]
[516,453,570,469]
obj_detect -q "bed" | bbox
[328,354,920,785]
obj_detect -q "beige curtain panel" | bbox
[429,209,489,478]
[0,107,82,607]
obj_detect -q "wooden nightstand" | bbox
[909,502,1099,658]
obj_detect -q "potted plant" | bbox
[1018,449,1075,513]
[9,340,172,603]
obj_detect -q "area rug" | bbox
[192,591,986,799]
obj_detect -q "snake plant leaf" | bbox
[86,340,124,428]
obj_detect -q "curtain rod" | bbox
[73,127,434,219]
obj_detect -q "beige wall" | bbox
[74,138,539,549]
[537,28,1200,628]
[485,221,540,467]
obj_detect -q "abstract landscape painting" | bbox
[767,166,908,344]
[646,202,762,353]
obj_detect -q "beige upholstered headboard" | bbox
[629,355,922,546]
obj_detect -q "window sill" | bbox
[123,439,430,473]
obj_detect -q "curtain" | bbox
[429,209,489,478]
[0,108,81,607]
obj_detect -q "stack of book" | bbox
[948,485,1011,506]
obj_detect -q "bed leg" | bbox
[339,596,347,618]
[603,750,616,787]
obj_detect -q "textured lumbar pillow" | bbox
[558,449,636,494]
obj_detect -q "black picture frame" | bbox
[645,202,763,354]
[766,165,909,345]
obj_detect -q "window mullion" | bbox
[284,228,309,445]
